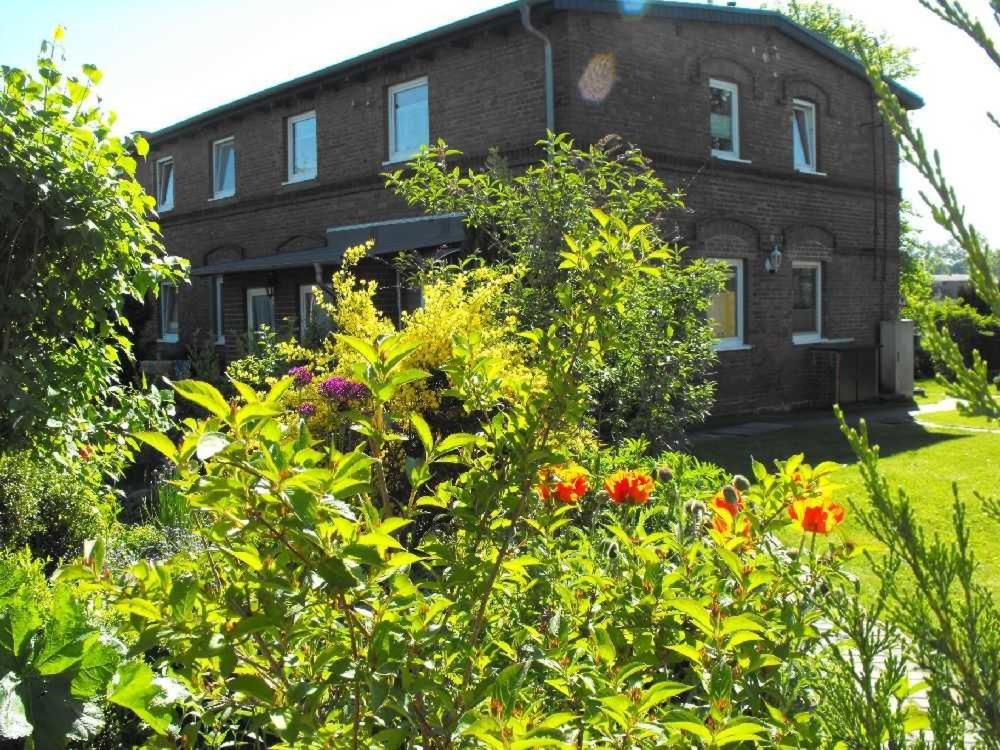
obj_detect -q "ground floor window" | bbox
[246,287,274,337]
[298,284,331,343]
[159,283,179,343]
[210,276,225,344]
[792,261,822,343]
[708,259,744,349]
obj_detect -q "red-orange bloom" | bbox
[787,497,847,535]
[710,488,751,536]
[537,464,590,504]
[604,470,655,505]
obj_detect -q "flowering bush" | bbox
[65,211,884,749]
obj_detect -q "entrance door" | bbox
[246,287,275,337]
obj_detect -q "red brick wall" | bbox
[137,8,903,415]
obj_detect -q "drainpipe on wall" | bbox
[520,2,555,133]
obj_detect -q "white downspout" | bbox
[520,2,555,133]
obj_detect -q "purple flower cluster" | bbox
[297,402,317,417]
[318,376,368,402]
[288,366,313,387]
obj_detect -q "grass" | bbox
[690,412,1000,597]
[913,377,950,405]
[917,409,1000,431]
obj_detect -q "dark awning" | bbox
[192,213,465,276]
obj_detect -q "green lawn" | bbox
[917,409,1000,431]
[913,377,950,405]
[690,414,1000,597]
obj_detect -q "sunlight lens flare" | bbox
[578,52,617,103]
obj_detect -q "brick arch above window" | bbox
[686,55,761,100]
[275,233,325,254]
[783,224,835,262]
[696,218,760,258]
[203,243,245,266]
[778,77,833,116]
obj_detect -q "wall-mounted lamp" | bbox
[764,244,783,274]
[266,272,278,298]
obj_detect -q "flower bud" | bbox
[722,484,739,504]
[684,499,704,517]
[732,474,751,493]
[656,466,674,483]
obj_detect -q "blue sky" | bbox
[1,0,995,247]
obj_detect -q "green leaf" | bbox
[107,661,175,735]
[337,335,379,366]
[410,413,433,454]
[0,606,41,664]
[265,376,294,404]
[196,431,229,461]
[81,63,102,85]
[229,674,275,703]
[167,379,231,420]
[133,431,178,463]
[436,432,479,455]
[231,380,261,403]
[715,719,768,745]
[71,640,123,699]
[235,402,283,427]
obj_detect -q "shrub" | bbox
[109,214,866,747]
[0,30,185,448]
[387,134,724,446]
[0,451,108,564]
[224,325,288,388]
[0,547,182,748]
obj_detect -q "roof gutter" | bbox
[520,2,555,132]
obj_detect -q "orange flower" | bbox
[787,497,846,535]
[710,486,751,537]
[537,464,590,504]
[604,470,655,505]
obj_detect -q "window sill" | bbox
[157,205,174,214]
[795,168,828,177]
[282,175,316,186]
[215,337,226,346]
[157,335,180,344]
[793,336,854,346]
[382,153,419,167]
[711,153,752,164]
[715,343,753,352]
[208,193,235,203]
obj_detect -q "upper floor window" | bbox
[287,111,317,182]
[708,259,745,349]
[709,79,740,160]
[792,261,822,343]
[388,77,428,163]
[155,157,174,212]
[212,137,236,199]
[159,283,179,343]
[792,99,817,172]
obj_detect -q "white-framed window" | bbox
[246,287,274,336]
[708,259,745,349]
[212,137,236,199]
[155,156,174,212]
[792,261,822,343]
[388,77,429,163]
[709,79,740,160]
[210,276,225,345]
[792,99,817,172]
[159,283,179,343]
[298,284,331,341]
[287,111,317,182]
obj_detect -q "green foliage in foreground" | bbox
[0,30,185,447]
[0,550,181,749]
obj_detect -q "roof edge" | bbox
[145,0,922,142]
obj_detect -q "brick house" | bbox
[135,0,922,415]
